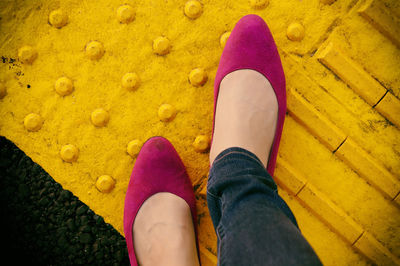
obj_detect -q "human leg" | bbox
[207,14,322,265]
[208,147,322,265]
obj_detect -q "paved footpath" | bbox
[0,0,399,265]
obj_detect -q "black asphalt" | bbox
[0,136,130,265]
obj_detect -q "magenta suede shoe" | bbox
[123,136,200,266]
[212,14,286,176]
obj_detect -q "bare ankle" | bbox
[210,69,278,167]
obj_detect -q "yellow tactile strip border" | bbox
[317,41,400,128]
[282,47,400,181]
[275,158,400,265]
[358,0,400,48]
[286,87,347,152]
[334,137,400,201]
[287,88,400,202]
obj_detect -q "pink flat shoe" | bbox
[212,14,286,176]
[123,136,200,266]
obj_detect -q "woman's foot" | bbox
[133,192,199,266]
[210,14,286,175]
[123,137,199,266]
[210,69,278,167]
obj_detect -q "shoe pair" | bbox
[123,14,286,265]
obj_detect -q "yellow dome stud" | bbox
[18,46,37,64]
[24,113,43,132]
[122,72,140,91]
[85,41,105,60]
[127,139,142,158]
[117,4,135,24]
[49,9,68,28]
[250,0,269,9]
[184,0,203,19]
[91,108,110,127]
[287,22,305,41]
[96,175,116,193]
[220,32,231,48]
[0,83,7,99]
[189,68,208,87]
[60,144,79,163]
[55,76,74,96]
[153,36,170,55]
[193,135,210,153]
[158,104,176,122]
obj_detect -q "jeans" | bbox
[207,147,322,265]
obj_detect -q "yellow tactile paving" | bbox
[287,88,347,152]
[288,84,400,201]
[317,41,386,108]
[317,41,400,128]
[354,232,400,265]
[196,192,218,266]
[297,182,364,245]
[375,91,400,128]
[395,194,400,207]
[279,188,370,266]
[280,116,400,261]
[335,137,400,201]
[288,87,400,201]
[275,159,307,195]
[358,0,400,48]
[277,154,400,265]
[1,0,399,265]
[276,159,364,244]
[284,54,400,181]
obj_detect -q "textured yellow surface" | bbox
[1,0,399,265]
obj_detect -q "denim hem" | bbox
[211,147,265,170]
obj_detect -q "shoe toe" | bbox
[131,137,187,187]
[234,14,269,42]
[223,14,277,62]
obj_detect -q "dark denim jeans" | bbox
[207,147,322,265]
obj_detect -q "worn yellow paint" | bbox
[335,137,400,200]
[358,0,400,48]
[286,60,400,180]
[354,232,400,265]
[1,0,400,264]
[275,157,307,195]
[196,195,218,265]
[287,88,347,151]
[295,7,400,177]
[276,157,364,244]
[375,91,400,128]
[394,194,400,206]
[317,40,400,128]
[317,42,386,107]
[281,116,400,262]
[279,188,370,266]
[199,245,218,266]
[297,184,364,244]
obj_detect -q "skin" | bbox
[132,69,278,265]
[210,69,278,168]
[133,192,199,266]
